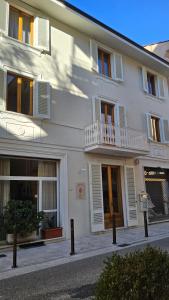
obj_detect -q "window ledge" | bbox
[145,93,164,103]
[96,74,120,87]
[0,33,42,56]
[0,110,42,123]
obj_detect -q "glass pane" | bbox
[43,211,58,229]
[0,180,10,207]
[42,181,57,210]
[21,78,31,115]
[7,73,17,112]
[10,159,38,176]
[9,8,19,40]
[98,50,102,74]
[22,14,31,44]
[10,181,37,205]
[38,161,57,177]
[104,53,110,77]
[102,167,109,213]
[111,168,119,213]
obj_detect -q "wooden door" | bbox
[102,165,124,228]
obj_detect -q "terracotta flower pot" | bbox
[41,227,62,239]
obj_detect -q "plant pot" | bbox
[7,231,37,244]
[41,227,62,239]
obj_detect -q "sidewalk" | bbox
[0,222,169,280]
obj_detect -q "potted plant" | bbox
[3,199,44,268]
[41,213,62,239]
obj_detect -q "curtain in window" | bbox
[0,159,10,207]
[9,9,19,40]
[22,15,30,44]
[38,161,56,177]
[38,161,57,211]
[42,181,56,211]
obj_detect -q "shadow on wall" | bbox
[0,35,97,146]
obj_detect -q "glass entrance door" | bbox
[102,165,124,229]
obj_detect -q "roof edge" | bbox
[56,0,169,67]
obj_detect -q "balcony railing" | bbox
[85,122,149,154]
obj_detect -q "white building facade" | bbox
[0,0,169,242]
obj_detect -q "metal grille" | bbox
[145,167,169,223]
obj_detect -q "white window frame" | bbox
[0,173,60,227]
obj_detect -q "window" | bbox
[9,6,34,45]
[151,116,161,142]
[142,68,166,99]
[7,72,33,116]
[101,102,115,125]
[147,72,156,96]
[98,49,111,77]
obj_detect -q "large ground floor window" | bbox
[144,167,169,223]
[0,156,60,241]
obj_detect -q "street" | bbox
[1,237,169,300]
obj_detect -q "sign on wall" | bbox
[76,183,86,200]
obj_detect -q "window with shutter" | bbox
[89,163,104,232]
[8,6,34,46]
[0,0,9,34]
[34,81,51,119]
[125,166,138,226]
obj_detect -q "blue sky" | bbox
[67,0,168,46]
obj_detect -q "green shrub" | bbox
[4,200,44,237]
[95,247,169,300]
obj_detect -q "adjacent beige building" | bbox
[0,0,169,243]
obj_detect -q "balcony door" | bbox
[102,165,124,228]
[101,102,115,125]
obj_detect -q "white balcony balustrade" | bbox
[85,122,150,157]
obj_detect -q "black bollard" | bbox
[112,212,117,245]
[143,211,148,238]
[70,219,75,255]
[12,230,17,268]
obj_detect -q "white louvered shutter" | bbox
[125,166,138,226]
[157,76,165,99]
[94,99,101,122]
[0,68,6,111]
[113,53,124,81]
[90,40,98,72]
[89,164,104,232]
[114,105,126,146]
[34,81,51,119]
[35,17,50,52]
[118,106,126,128]
[146,113,153,141]
[0,0,9,34]
[161,119,169,143]
[141,67,148,92]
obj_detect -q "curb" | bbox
[0,233,169,281]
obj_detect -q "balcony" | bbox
[85,122,150,157]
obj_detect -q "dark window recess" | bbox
[147,72,156,96]
[7,73,18,112]
[7,72,33,116]
[10,159,38,177]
